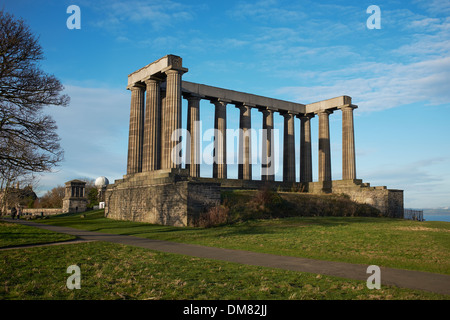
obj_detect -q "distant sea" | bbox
[423,214,450,222]
[421,209,450,222]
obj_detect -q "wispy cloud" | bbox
[276,56,450,110]
[360,157,450,208]
[86,0,195,32]
[227,0,308,22]
[414,0,450,15]
[38,84,130,195]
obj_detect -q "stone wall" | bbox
[314,179,404,218]
[105,170,404,226]
[62,198,87,214]
[20,208,62,216]
[105,169,221,227]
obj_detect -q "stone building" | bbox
[105,55,404,226]
[62,179,88,213]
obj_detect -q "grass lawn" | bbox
[1,241,447,300]
[0,220,76,248]
[35,210,450,275]
[2,210,449,300]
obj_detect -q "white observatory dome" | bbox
[95,176,109,188]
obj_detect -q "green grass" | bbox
[36,209,450,275]
[0,220,76,248]
[2,208,449,300]
[1,241,447,300]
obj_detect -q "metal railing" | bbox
[404,209,424,221]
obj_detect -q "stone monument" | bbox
[105,55,404,226]
[62,179,88,213]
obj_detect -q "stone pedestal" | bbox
[105,169,221,227]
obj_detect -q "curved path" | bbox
[3,218,449,295]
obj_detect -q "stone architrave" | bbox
[261,108,275,181]
[341,104,357,180]
[282,112,296,183]
[126,83,145,175]
[186,95,202,177]
[237,104,252,180]
[212,100,228,179]
[142,77,161,172]
[318,109,333,182]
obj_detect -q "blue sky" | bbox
[3,0,450,209]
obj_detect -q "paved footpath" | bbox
[2,218,450,295]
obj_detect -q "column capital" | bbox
[185,93,204,102]
[235,103,253,112]
[338,104,358,111]
[143,75,163,84]
[210,98,231,107]
[259,107,275,116]
[280,111,297,118]
[297,112,315,120]
[316,109,334,116]
[162,66,189,75]
[127,82,145,90]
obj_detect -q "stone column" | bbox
[318,109,333,182]
[261,108,275,181]
[341,104,357,180]
[126,83,145,175]
[142,77,161,172]
[299,114,314,183]
[282,112,296,183]
[212,100,228,179]
[186,95,201,177]
[162,69,183,169]
[237,104,252,180]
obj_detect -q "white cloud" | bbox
[36,85,130,195]
[275,56,450,111]
[414,0,450,15]
[87,0,195,32]
[360,157,450,208]
[227,0,307,22]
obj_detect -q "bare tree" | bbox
[37,185,65,208]
[0,9,69,179]
[0,167,37,215]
